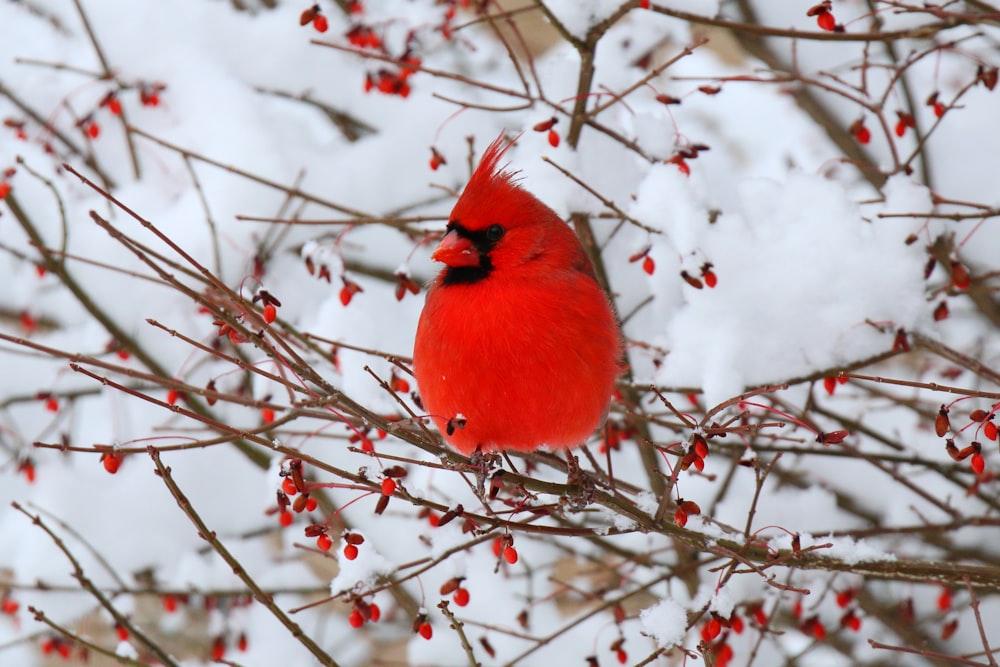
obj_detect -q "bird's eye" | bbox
[486,224,505,242]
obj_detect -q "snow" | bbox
[709,586,736,619]
[819,535,897,566]
[114,640,138,659]
[646,170,927,406]
[329,533,394,597]
[639,597,688,649]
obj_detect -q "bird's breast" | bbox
[413,274,622,453]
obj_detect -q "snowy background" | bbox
[1,1,999,665]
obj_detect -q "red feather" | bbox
[414,134,622,454]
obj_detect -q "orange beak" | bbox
[431,230,481,267]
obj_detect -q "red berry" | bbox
[675,158,690,176]
[282,477,298,495]
[971,453,985,474]
[339,286,354,305]
[166,388,179,406]
[753,606,768,625]
[20,311,37,332]
[369,603,381,622]
[211,636,226,661]
[816,12,836,31]
[702,618,721,641]
[674,508,687,527]
[313,14,328,33]
[391,374,410,393]
[162,595,178,613]
[680,270,703,289]
[116,624,129,641]
[547,129,560,147]
[344,543,359,560]
[895,120,907,137]
[856,125,871,144]
[935,407,950,437]
[279,510,293,527]
[703,269,717,288]
[381,477,396,496]
[0,182,10,199]
[317,533,333,551]
[44,396,59,412]
[418,621,433,640]
[292,493,310,513]
[842,611,862,632]
[642,255,655,275]
[933,102,945,117]
[108,98,122,115]
[453,587,470,607]
[693,437,708,459]
[503,546,518,564]
[86,121,100,139]
[731,615,744,634]
[263,304,277,323]
[1,598,18,615]
[984,421,998,441]
[349,609,364,628]
[638,0,650,7]
[305,497,317,512]
[836,590,854,608]
[429,148,446,171]
[532,118,557,132]
[616,648,628,664]
[262,408,276,424]
[102,452,122,474]
[951,261,970,289]
[716,643,734,667]
[237,632,248,652]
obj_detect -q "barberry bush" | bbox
[2,1,999,665]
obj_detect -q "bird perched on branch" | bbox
[413,134,622,455]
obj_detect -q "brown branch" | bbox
[148,448,343,667]
[12,503,180,667]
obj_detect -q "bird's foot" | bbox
[564,453,596,510]
[469,446,504,498]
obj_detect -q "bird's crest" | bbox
[467,134,517,190]
[451,134,527,229]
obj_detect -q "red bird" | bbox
[413,135,622,455]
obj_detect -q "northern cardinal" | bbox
[413,135,622,454]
